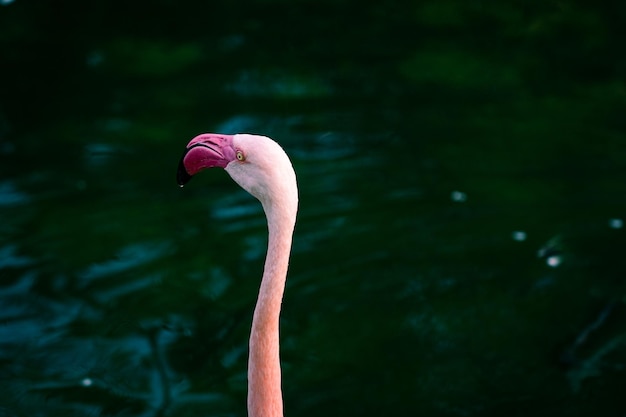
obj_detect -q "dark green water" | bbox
[1,1,626,416]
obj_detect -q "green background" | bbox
[1,1,625,416]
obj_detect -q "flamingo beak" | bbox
[177,134,236,186]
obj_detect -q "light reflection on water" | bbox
[0,244,33,269]
[78,241,172,281]
[0,180,30,206]
[227,69,332,99]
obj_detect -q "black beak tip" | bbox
[177,157,192,187]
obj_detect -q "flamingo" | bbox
[177,133,298,417]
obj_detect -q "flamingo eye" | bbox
[236,150,245,161]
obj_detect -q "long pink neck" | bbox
[247,206,295,417]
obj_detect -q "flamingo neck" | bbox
[247,205,296,417]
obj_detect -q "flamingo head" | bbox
[177,133,298,212]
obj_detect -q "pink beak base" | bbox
[177,134,235,186]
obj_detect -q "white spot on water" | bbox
[546,255,561,268]
[81,378,93,387]
[609,218,623,229]
[512,231,527,241]
[451,190,467,202]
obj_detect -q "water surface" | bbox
[1,1,625,416]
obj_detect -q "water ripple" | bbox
[0,181,30,206]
